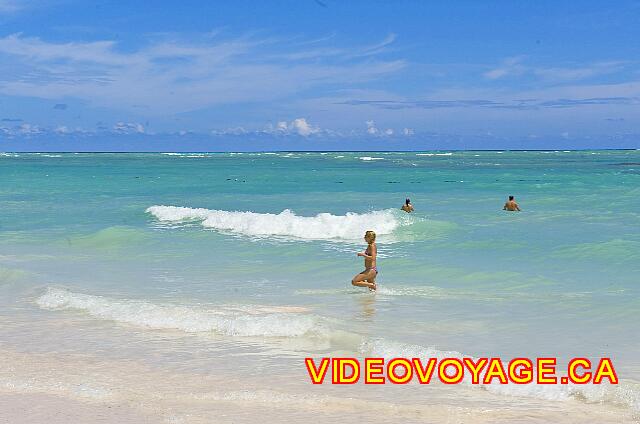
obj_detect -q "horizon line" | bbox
[2,148,638,154]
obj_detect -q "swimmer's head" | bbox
[405,198,411,205]
[364,230,376,243]
[509,195,514,201]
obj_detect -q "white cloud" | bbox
[366,120,378,135]
[485,56,626,82]
[483,56,527,80]
[0,122,43,136]
[402,127,414,136]
[279,33,396,61]
[532,61,626,82]
[289,118,319,136]
[0,33,404,116]
[113,122,145,134]
[0,0,22,14]
[366,121,395,136]
[266,118,320,137]
[211,126,247,135]
[53,125,89,135]
[484,69,509,80]
[17,123,42,135]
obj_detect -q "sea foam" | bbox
[33,287,640,412]
[36,287,322,338]
[361,338,639,411]
[146,206,411,240]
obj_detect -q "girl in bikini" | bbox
[351,230,378,291]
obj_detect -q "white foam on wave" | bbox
[358,156,384,161]
[416,153,453,156]
[297,285,460,299]
[36,287,323,338]
[361,338,639,411]
[146,205,410,241]
[376,285,458,299]
[161,153,210,158]
[32,286,640,412]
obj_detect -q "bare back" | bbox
[503,200,520,211]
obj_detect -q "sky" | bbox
[0,0,639,151]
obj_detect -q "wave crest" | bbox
[146,205,412,240]
[36,287,321,338]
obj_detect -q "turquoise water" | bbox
[1,151,639,422]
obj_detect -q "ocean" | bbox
[1,150,638,423]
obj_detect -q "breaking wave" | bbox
[36,287,323,338]
[146,205,415,241]
[33,287,639,413]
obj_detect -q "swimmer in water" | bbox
[503,195,521,211]
[401,198,414,213]
[351,230,378,291]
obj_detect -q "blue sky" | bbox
[0,0,639,150]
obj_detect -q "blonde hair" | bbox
[365,230,376,243]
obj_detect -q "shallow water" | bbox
[1,151,639,422]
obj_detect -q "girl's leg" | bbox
[352,271,375,289]
[368,274,377,291]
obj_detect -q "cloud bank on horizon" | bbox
[0,0,638,150]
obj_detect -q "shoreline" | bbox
[1,347,636,424]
